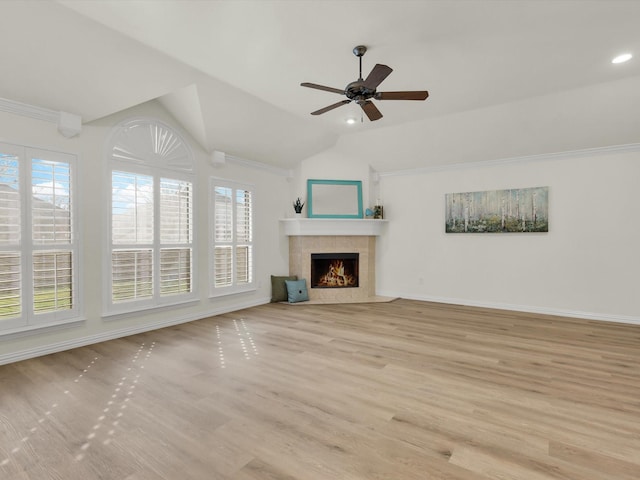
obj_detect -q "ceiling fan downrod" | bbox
[353,45,367,81]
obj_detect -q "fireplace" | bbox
[311,253,359,288]
[289,235,376,302]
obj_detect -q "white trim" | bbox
[0,97,58,123]
[101,299,199,321]
[106,116,195,173]
[0,296,270,366]
[0,318,86,341]
[378,291,640,326]
[280,218,388,236]
[208,285,257,299]
[0,98,82,138]
[379,143,640,177]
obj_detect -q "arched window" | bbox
[105,118,196,315]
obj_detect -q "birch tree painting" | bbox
[445,186,548,233]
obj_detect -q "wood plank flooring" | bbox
[1,299,639,479]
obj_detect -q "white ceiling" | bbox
[1,1,639,170]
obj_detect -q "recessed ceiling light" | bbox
[612,53,632,64]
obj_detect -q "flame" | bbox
[317,260,357,287]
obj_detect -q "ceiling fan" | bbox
[301,45,429,122]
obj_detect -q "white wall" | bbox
[0,100,290,364]
[376,149,640,323]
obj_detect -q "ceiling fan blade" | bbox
[301,82,345,95]
[363,64,393,90]
[375,91,429,101]
[360,101,383,121]
[310,100,351,115]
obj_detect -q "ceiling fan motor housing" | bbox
[345,80,376,104]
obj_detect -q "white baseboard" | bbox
[0,296,270,366]
[378,291,640,326]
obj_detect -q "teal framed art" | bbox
[307,179,363,219]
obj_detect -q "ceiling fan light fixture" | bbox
[612,53,632,64]
[345,117,357,125]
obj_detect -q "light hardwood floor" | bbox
[1,299,639,479]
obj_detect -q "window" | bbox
[111,171,154,303]
[159,178,193,296]
[106,118,195,315]
[210,179,254,296]
[0,142,79,333]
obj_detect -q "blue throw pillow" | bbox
[285,279,309,303]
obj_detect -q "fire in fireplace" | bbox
[311,253,359,288]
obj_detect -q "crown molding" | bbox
[0,97,58,123]
[0,97,82,138]
[379,143,640,178]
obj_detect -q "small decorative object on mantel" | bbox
[373,200,384,219]
[293,197,305,216]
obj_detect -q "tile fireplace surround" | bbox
[282,219,388,303]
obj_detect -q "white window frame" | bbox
[104,118,197,316]
[0,142,81,335]
[209,178,255,297]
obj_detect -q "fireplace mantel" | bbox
[280,218,388,236]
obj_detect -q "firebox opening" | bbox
[311,253,359,288]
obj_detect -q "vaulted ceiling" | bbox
[1,1,639,171]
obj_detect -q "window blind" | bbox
[33,251,72,313]
[214,246,233,287]
[160,178,192,244]
[236,245,252,284]
[214,186,233,243]
[160,248,192,295]
[112,171,154,244]
[0,153,21,320]
[0,153,20,245]
[0,252,21,320]
[211,181,253,293]
[159,178,193,296]
[0,146,78,330]
[112,249,153,302]
[31,159,71,245]
[235,189,252,285]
